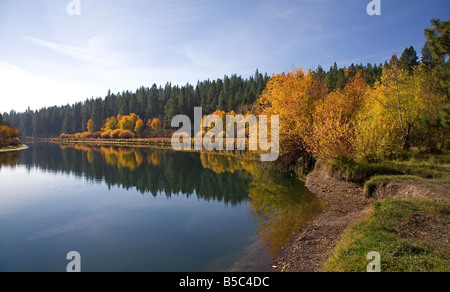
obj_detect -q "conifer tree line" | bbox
[3,70,270,137]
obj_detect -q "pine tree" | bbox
[129,93,138,116]
[136,87,148,118]
[399,46,419,74]
[91,98,103,132]
[164,90,179,127]
[422,42,435,68]
[62,112,74,134]
[425,18,450,59]
[147,84,160,118]
[217,91,226,111]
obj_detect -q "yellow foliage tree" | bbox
[118,113,139,132]
[369,60,437,151]
[306,72,369,162]
[87,119,94,133]
[134,119,144,137]
[354,61,447,159]
[103,117,118,132]
[258,68,326,166]
[150,118,162,133]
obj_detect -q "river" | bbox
[0,143,324,272]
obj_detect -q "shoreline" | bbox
[0,144,29,153]
[272,168,450,272]
[272,169,371,272]
[24,138,263,160]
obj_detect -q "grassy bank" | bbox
[325,153,450,196]
[308,152,450,272]
[324,199,450,272]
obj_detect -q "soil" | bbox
[372,180,450,203]
[396,206,450,246]
[272,169,450,272]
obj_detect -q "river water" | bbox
[0,143,324,272]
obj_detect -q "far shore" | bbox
[22,137,264,160]
[24,137,258,155]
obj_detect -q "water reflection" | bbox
[2,143,324,259]
[18,143,250,205]
[199,152,325,257]
[0,151,19,169]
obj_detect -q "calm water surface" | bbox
[0,143,324,272]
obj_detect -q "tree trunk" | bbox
[402,123,412,150]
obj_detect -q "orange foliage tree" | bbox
[149,118,162,134]
[257,68,326,167]
[134,119,144,137]
[0,125,20,147]
[305,72,369,162]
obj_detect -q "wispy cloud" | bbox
[24,36,125,68]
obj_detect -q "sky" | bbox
[0,0,449,113]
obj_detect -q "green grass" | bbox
[360,153,450,196]
[328,152,450,189]
[324,199,450,272]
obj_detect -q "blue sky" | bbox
[0,0,448,113]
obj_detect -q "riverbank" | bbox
[0,144,28,153]
[25,137,173,147]
[272,166,450,272]
[24,137,263,161]
[272,169,371,272]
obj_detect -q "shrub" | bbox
[60,133,74,139]
[118,130,135,139]
[91,132,101,139]
[0,125,20,148]
[0,125,19,140]
[100,132,111,139]
[110,129,122,139]
[79,132,92,139]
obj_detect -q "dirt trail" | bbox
[272,170,370,272]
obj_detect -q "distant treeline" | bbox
[3,63,384,138]
[3,70,268,137]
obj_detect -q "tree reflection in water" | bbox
[0,151,19,169]
[13,143,324,258]
[200,152,325,258]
